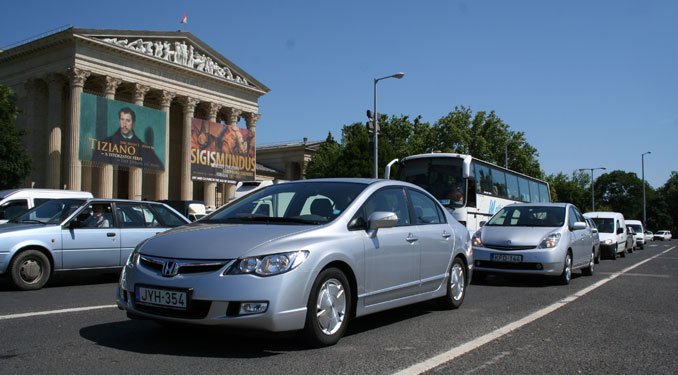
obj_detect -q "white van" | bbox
[0,188,94,224]
[583,212,628,259]
[625,220,646,249]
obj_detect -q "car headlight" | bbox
[538,233,561,249]
[472,231,483,247]
[225,250,309,277]
[126,240,148,267]
[603,238,614,245]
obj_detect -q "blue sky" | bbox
[2,0,676,188]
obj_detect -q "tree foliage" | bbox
[546,170,590,210]
[305,106,544,179]
[0,85,31,188]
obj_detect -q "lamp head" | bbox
[393,72,405,79]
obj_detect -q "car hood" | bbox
[139,223,318,259]
[0,222,57,235]
[480,226,559,247]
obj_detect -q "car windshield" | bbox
[629,224,642,233]
[591,218,614,233]
[9,199,88,225]
[203,181,367,225]
[486,205,565,227]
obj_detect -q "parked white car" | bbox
[644,230,654,242]
[654,230,673,241]
[584,212,628,260]
[0,188,93,224]
[626,220,646,249]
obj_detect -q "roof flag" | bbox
[180,14,188,24]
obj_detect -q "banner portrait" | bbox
[190,118,256,183]
[79,93,167,172]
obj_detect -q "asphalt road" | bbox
[1,241,676,374]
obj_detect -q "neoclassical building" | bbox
[0,28,269,207]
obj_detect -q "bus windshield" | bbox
[395,157,466,208]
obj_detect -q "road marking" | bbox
[394,246,676,375]
[0,305,117,321]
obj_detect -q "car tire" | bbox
[438,257,466,309]
[594,249,601,264]
[610,245,617,260]
[9,249,51,290]
[582,251,594,276]
[620,247,626,257]
[302,268,351,347]
[557,253,572,285]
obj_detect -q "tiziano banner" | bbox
[79,93,166,172]
[190,118,256,183]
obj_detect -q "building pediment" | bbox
[75,29,268,93]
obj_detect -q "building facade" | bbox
[0,28,269,208]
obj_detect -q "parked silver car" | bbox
[0,198,190,290]
[585,217,601,264]
[117,179,472,347]
[472,203,595,285]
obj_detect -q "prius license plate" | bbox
[136,286,188,310]
[492,254,523,263]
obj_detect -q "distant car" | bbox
[654,230,673,241]
[472,203,596,285]
[586,217,601,264]
[0,198,190,290]
[645,230,654,242]
[583,212,628,260]
[157,200,206,221]
[117,179,473,347]
[0,188,93,224]
[625,226,636,253]
[626,220,646,250]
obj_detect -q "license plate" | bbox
[136,286,188,310]
[492,253,523,263]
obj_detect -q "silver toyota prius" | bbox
[117,178,473,346]
[472,202,595,285]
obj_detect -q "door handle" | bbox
[406,233,418,243]
[442,231,452,239]
[106,232,116,237]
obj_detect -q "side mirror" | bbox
[617,227,624,234]
[572,221,587,230]
[368,211,398,233]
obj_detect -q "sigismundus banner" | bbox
[190,118,256,183]
[79,93,166,172]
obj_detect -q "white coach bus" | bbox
[385,153,551,232]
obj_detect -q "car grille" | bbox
[476,260,542,270]
[139,255,231,276]
[130,292,212,319]
[483,244,535,251]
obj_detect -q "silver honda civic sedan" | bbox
[117,178,473,346]
[472,203,595,285]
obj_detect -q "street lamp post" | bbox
[642,151,651,225]
[372,72,405,178]
[578,167,606,211]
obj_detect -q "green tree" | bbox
[653,171,678,233]
[594,170,644,218]
[305,132,341,179]
[546,170,590,209]
[0,85,31,188]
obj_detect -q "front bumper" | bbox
[116,258,310,333]
[472,246,566,276]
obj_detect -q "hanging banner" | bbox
[190,118,256,183]
[79,93,166,172]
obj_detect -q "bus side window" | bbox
[466,179,477,208]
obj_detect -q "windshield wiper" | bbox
[219,215,321,225]
[14,219,47,225]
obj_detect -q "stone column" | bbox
[223,108,243,199]
[129,83,150,200]
[203,102,222,208]
[46,74,65,189]
[66,68,90,191]
[243,111,260,162]
[95,76,122,198]
[179,96,199,200]
[155,90,175,200]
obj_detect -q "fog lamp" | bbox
[239,302,268,315]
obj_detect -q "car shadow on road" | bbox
[0,271,120,291]
[471,272,583,287]
[79,303,433,356]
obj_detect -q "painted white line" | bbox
[394,246,676,375]
[0,305,117,321]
